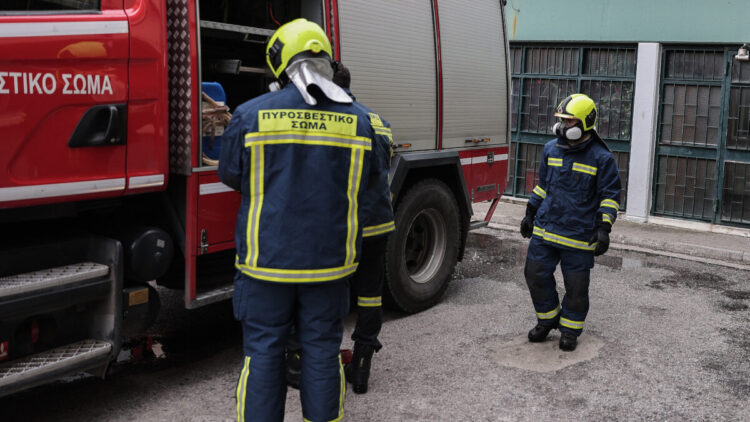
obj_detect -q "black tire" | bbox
[385,179,461,313]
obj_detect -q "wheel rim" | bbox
[404,208,446,284]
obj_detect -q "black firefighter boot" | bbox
[528,319,559,343]
[345,343,375,394]
[559,332,578,351]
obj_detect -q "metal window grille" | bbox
[507,44,635,209]
[727,85,750,150]
[654,47,750,225]
[653,155,715,219]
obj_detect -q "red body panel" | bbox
[0,8,129,208]
[459,146,509,203]
[0,0,169,208]
[197,173,241,253]
[124,0,169,195]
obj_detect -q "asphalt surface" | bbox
[3,229,750,421]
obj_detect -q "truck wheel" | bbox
[385,179,460,313]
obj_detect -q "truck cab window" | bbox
[0,0,100,12]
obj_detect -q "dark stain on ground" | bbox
[638,305,668,316]
[454,233,526,280]
[647,270,733,291]
[723,290,750,300]
[719,301,750,312]
[703,327,750,399]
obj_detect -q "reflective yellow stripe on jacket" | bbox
[532,226,596,251]
[572,162,597,176]
[532,185,547,199]
[600,198,620,211]
[235,260,359,283]
[363,221,395,237]
[239,130,371,283]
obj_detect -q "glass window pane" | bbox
[654,155,715,220]
[520,78,576,134]
[0,0,99,11]
[583,48,636,77]
[664,50,723,81]
[721,161,750,223]
[581,80,634,140]
[727,86,750,150]
[659,83,721,146]
[524,47,578,75]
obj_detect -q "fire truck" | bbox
[0,0,510,396]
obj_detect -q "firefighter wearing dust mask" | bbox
[219,19,394,422]
[519,94,622,352]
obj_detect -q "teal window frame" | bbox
[507,43,635,210]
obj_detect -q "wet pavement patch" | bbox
[723,290,750,300]
[455,233,526,280]
[489,333,605,373]
[638,305,669,316]
[647,270,732,290]
[719,301,749,312]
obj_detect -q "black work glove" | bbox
[588,216,612,256]
[520,203,538,239]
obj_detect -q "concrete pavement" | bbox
[473,198,750,271]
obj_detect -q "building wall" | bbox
[506,0,748,43]
[504,1,750,227]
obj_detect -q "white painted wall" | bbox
[625,43,661,223]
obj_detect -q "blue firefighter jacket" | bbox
[527,132,622,252]
[218,84,394,283]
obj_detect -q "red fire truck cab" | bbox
[0,0,510,396]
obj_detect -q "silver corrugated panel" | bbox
[338,0,437,150]
[439,0,508,149]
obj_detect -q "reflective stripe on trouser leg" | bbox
[351,236,386,350]
[236,356,251,422]
[297,279,349,422]
[525,238,562,326]
[233,274,296,422]
[560,270,591,336]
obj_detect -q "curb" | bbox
[484,222,750,272]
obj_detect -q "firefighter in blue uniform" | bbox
[218,19,394,422]
[331,61,395,394]
[520,94,622,352]
[285,61,395,395]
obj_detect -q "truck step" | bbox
[0,339,112,397]
[469,220,489,230]
[0,262,109,299]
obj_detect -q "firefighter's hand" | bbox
[588,222,612,256]
[519,203,538,238]
[520,216,534,238]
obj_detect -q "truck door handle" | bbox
[68,104,127,148]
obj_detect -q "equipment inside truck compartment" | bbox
[198,0,319,166]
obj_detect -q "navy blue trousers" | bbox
[350,236,387,350]
[233,272,349,422]
[525,237,594,336]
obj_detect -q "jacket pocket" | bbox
[571,162,597,203]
